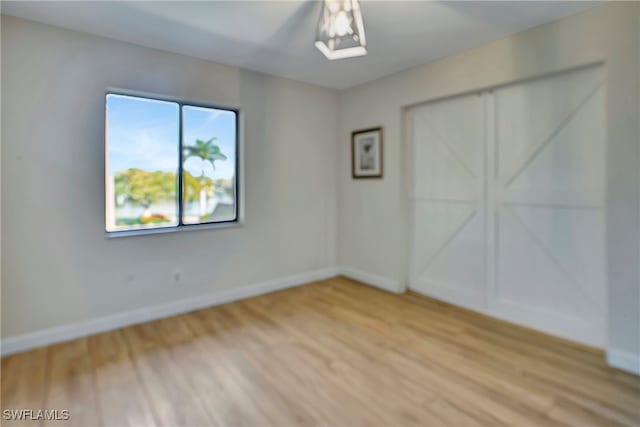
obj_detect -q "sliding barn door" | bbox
[409,66,606,347]
[408,93,488,308]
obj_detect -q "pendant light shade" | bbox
[315,0,367,60]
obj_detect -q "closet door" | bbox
[408,65,606,347]
[408,93,487,308]
[492,66,606,346]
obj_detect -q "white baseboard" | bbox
[8,265,632,377]
[1,267,336,357]
[607,348,640,376]
[337,266,405,293]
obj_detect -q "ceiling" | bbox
[1,1,601,89]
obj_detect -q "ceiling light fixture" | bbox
[315,0,367,60]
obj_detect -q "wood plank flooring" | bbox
[2,277,639,426]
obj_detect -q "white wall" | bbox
[0,12,3,341]
[2,4,639,372]
[636,3,640,372]
[1,16,338,339]
[337,2,639,365]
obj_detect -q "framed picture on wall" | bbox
[352,127,383,179]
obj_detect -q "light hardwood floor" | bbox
[2,277,639,426]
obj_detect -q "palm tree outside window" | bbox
[105,93,239,234]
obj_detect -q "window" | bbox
[105,93,239,234]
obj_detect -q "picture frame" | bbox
[352,127,383,179]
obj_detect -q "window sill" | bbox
[105,220,242,239]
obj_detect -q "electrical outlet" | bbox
[172,270,182,283]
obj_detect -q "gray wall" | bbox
[336,2,639,360]
[1,16,338,338]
